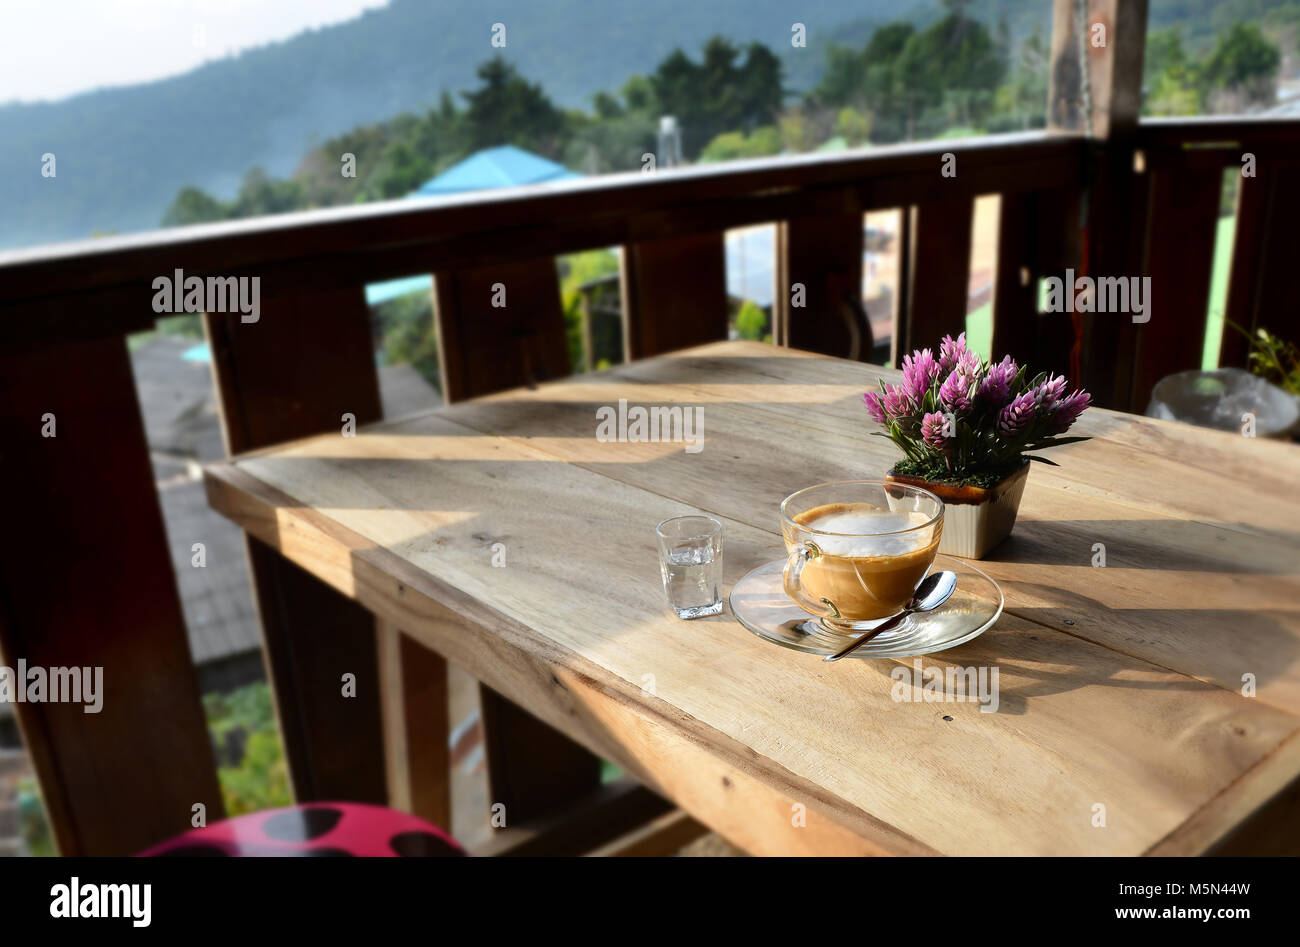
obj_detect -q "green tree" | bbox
[834,107,872,145]
[462,57,568,158]
[650,37,784,158]
[592,90,624,120]
[620,75,657,112]
[374,142,434,198]
[230,167,305,218]
[991,25,1049,130]
[698,126,782,162]
[1200,23,1280,108]
[735,299,768,341]
[896,5,1005,133]
[814,42,870,108]
[162,186,227,226]
[374,291,439,390]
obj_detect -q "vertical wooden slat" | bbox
[377,622,451,828]
[891,207,913,366]
[777,211,868,359]
[1129,166,1223,410]
[1076,144,1147,410]
[204,286,388,806]
[621,231,728,360]
[479,684,603,828]
[434,257,569,402]
[992,188,1081,378]
[903,199,973,352]
[0,334,222,855]
[1220,158,1300,368]
[990,193,1040,367]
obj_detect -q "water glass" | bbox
[655,515,723,619]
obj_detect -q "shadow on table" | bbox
[984,520,1300,574]
[859,589,1299,716]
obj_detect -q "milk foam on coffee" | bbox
[800,506,933,557]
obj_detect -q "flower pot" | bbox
[886,462,1029,559]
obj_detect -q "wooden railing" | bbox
[1,117,1297,854]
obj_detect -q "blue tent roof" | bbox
[412,145,580,196]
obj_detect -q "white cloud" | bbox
[0,0,389,104]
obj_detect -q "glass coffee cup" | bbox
[781,480,944,635]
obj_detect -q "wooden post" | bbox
[1129,164,1222,409]
[902,199,974,353]
[433,257,569,402]
[479,684,603,828]
[204,286,388,806]
[1047,0,1150,409]
[621,232,728,360]
[0,334,223,855]
[776,207,869,360]
[377,622,451,829]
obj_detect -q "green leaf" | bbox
[1023,435,1092,450]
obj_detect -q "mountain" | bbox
[0,0,959,249]
[0,0,1259,249]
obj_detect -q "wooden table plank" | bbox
[594,341,1300,534]
[205,360,1300,855]
[442,355,1300,718]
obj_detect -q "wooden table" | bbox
[205,340,1300,856]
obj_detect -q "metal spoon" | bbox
[822,571,958,663]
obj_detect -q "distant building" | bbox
[411,145,581,196]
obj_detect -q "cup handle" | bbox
[783,541,840,619]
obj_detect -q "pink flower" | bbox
[937,332,970,375]
[880,382,916,419]
[1035,373,1068,407]
[900,349,939,400]
[978,355,1017,407]
[1051,389,1091,433]
[921,411,950,449]
[938,368,975,413]
[998,391,1037,436]
[863,390,887,425]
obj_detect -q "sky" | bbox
[0,0,388,104]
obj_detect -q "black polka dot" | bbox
[157,844,230,857]
[389,831,464,857]
[262,806,343,841]
[298,847,353,857]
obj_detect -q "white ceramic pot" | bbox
[887,462,1029,559]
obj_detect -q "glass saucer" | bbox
[729,555,1003,660]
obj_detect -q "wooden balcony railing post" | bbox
[777,205,868,360]
[1048,0,1150,410]
[621,232,728,361]
[478,683,603,827]
[991,189,1082,377]
[204,287,388,806]
[1129,164,1222,409]
[901,199,974,354]
[0,333,223,855]
[433,257,569,401]
[377,621,451,828]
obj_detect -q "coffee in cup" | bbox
[781,482,943,633]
